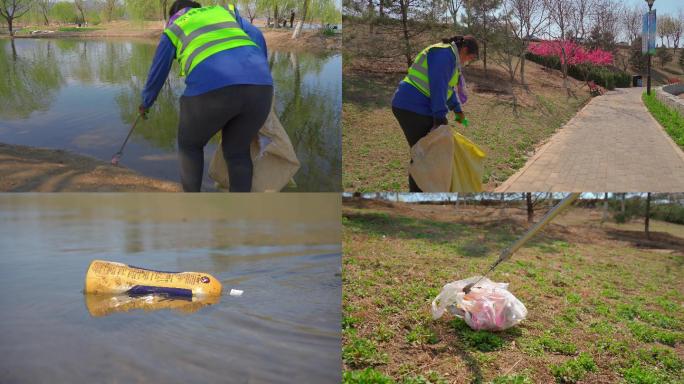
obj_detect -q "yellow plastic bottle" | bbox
[84,260,222,297]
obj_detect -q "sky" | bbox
[623,0,682,16]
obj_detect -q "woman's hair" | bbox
[169,0,202,19]
[442,35,479,58]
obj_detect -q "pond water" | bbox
[0,38,341,191]
[0,194,342,383]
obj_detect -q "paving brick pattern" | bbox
[497,88,684,192]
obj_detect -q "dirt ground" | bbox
[0,143,180,192]
[342,198,684,383]
[10,20,341,52]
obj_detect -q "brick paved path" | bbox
[497,88,684,192]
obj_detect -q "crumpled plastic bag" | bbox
[431,276,527,331]
[209,96,300,192]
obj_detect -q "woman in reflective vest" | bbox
[140,0,273,192]
[391,36,479,192]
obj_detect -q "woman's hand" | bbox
[138,104,150,120]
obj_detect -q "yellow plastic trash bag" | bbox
[409,125,485,193]
[209,98,300,192]
[451,131,486,193]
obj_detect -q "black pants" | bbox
[392,106,434,192]
[178,85,273,192]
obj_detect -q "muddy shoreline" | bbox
[5,26,341,52]
[0,143,181,192]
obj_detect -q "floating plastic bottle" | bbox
[84,260,223,298]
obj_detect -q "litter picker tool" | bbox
[111,114,142,166]
[463,193,580,293]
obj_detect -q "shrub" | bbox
[527,52,630,90]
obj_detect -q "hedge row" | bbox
[526,53,631,90]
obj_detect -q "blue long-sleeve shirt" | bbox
[391,46,462,119]
[141,9,273,108]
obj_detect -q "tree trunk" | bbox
[601,193,609,223]
[621,193,625,214]
[368,0,373,33]
[8,17,14,38]
[644,193,651,239]
[291,0,309,39]
[400,1,412,68]
[519,52,526,85]
[274,5,279,28]
[526,192,533,223]
[482,13,487,74]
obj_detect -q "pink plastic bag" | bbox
[431,276,527,331]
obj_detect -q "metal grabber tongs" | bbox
[463,193,580,294]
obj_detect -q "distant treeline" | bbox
[1,0,341,28]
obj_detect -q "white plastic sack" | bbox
[431,276,527,331]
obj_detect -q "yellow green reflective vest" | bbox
[403,43,460,99]
[164,5,257,77]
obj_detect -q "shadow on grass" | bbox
[344,210,570,257]
[604,229,684,255]
[448,318,524,383]
[344,71,403,110]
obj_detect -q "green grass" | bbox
[343,368,395,383]
[549,353,597,383]
[343,203,684,382]
[452,319,507,352]
[342,368,449,384]
[491,375,533,384]
[621,363,670,384]
[642,91,684,148]
[343,330,389,368]
[535,332,578,355]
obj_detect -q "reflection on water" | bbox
[84,293,221,317]
[0,38,341,191]
[0,194,341,384]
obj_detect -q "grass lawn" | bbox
[642,92,684,149]
[342,200,684,383]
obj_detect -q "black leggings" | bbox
[392,106,434,192]
[178,84,273,192]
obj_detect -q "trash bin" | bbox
[633,75,643,87]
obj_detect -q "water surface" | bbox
[0,38,341,191]
[0,194,342,383]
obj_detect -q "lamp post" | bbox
[646,0,655,95]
